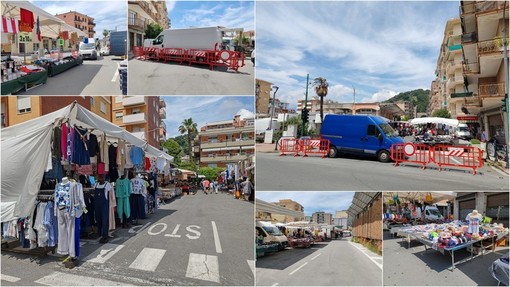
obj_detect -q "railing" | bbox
[159,108,166,119]
[464,96,482,107]
[446,76,463,88]
[461,32,477,44]
[479,83,505,98]
[478,39,508,55]
[450,92,473,98]
[446,60,461,73]
[123,113,147,125]
[128,18,146,30]
[159,99,166,108]
[463,62,480,74]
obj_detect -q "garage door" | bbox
[459,199,475,220]
[487,193,509,227]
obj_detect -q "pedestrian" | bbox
[203,179,210,194]
[251,48,255,67]
[210,180,215,194]
[214,180,219,194]
[240,177,253,201]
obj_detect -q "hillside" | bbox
[384,89,430,113]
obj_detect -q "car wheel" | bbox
[329,146,338,158]
[378,150,391,162]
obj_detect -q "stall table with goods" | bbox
[396,220,508,271]
[1,58,47,95]
[35,55,83,77]
[288,236,312,248]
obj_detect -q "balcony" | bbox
[159,99,166,108]
[446,60,462,74]
[461,32,477,44]
[131,131,146,139]
[446,76,464,89]
[201,139,254,149]
[122,96,146,107]
[478,38,509,56]
[128,18,146,31]
[123,113,146,125]
[479,83,505,98]
[450,92,473,98]
[159,108,166,119]
[88,22,95,26]
[463,62,480,74]
[200,154,250,163]
[160,120,166,131]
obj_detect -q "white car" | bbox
[100,46,110,56]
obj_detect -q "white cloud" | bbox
[236,108,254,119]
[173,2,254,30]
[363,89,398,103]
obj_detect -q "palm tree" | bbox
[312,77,329,126]
[178,118,198,160]
[103,29,109,38]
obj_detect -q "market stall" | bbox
[1,60,47,94]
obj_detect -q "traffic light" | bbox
[301,109,309,123]
[502,96,508,113]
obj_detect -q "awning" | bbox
[2,1,66,38]
[409,117,459,126]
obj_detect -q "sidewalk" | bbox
[486,159,509,175]
[257,143,278,153]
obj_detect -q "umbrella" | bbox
[409,117,459,127]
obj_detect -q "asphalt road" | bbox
[1,192,254,286]
[256,239,382,286]
[17,55,123,95]
[256,152,509,191]
[128,57,254,95]
[383,231,508,286]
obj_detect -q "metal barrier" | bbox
[301,138,330,158]
[279,138,300,156]
[432,145,483,175]
[390,143,432,169]
[132,46,145,59]
[144,47,160,60]
[159,48,186,63]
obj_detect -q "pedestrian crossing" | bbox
[79,243,254,284]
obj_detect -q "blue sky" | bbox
[257,192,355,217]
[256,1,460,109]
[31,0,127,39]
[163,96,254,138]
[166,1,254,30]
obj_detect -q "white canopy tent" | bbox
[409,117,459,127]
[1,102,173,223]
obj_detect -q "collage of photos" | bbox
[1,0,509,287]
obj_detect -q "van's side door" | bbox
[364,124,383,155]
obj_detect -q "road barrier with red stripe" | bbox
[279,138,300,156]
[133,46,245,72]
[390,143,484,174]
[301,138,330,158]
[390,143,432,170]
[432,145,483,175]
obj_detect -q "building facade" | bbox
[128,1,170,51]
[55,11,96,39]
[454,192,508,227]
[272,199,305,223]
[333,210,349,228]
[111,96,162,148]
[1,96,111,127]
[459,1,509,143]
[256,79,272,117]
[197,115,255,168]
[312,211,333,225]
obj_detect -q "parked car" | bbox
[79,40,97,60]
[100,46,110,56]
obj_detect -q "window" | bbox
[90,97,95,106]
[367,125,377,137]
[115,96,123,103]
[132,108,140,114]
[100,101,107,114]
[129,11,136,25]
[115,112,123,120]
[17,96,31,113]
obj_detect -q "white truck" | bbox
[144,27,223,50]
[256,221,289,251]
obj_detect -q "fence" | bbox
[279,137,330,158]
[352,194,382,253]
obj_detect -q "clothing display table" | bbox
[48,57,83,77]
[1,70,48,95]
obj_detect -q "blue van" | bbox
[320,114,405,162]
[109,31,127,56]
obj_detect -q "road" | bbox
[1,192,254,286]
[256,152,509,191]
[256,239,382,286]
[17,55,123,95]
[128,57,254,95]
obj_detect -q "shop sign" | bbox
[457,116,478,121]
[18,32,32,43]
[58,39,64,46]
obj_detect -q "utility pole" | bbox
[503,3,509,168]
[353,86,356,115]
[302,73,309,136]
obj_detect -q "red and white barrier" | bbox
[431,145,483,175]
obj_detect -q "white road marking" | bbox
[1,274,20,282]
[128,222,152,234]
[247,260,255,276]
[310,253,322,261]
[271,283,279,286]
[34,271,131,286]
[148,223,168,235]
[165,224,181,238]
[211,221,222,254]
[83,243,124,264]
[111,63,120,82]
[185,253,220,283]
[129,248,166,272]
[347,241,383,270]
[289,262,308,275]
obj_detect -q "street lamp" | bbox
[269,85,279,130]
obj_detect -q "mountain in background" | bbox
[383,89,430,113]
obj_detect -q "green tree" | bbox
[178,161,198,172]
[197,167,223,181]
[162,139,182,165]
[312,77,329,127]
[178,118,198,160]
[432,108,451,118]
[145,22,163,39]
[401,115,412,121]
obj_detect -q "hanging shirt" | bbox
[131,177,147,195]
[109,144,117,165]
[86,133,99,158]
[125,145,134,168]
[99,134,109,172]
[61,123,69,161]
[115,178,131,198]
[55,182,71,211]
[466,214,482,234]
[130,146,144,167]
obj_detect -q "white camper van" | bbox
[256,221,289,250]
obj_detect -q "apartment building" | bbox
[312,211,333,225]
[272,199,304,223]
[197,115,255,168]
[428,79,442,115]
[1,96,110,128]
[55,11,96,39]
[111,96,163,148]
[256,79,272,117]
[460,1,509,143]
[128,1,170,51]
